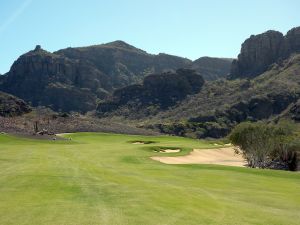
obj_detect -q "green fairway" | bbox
[0,132,299,225]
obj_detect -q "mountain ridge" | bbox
[0,41,232,112]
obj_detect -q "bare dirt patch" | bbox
[151,147,247,167]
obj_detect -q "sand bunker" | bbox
[131,140,156,145]
[151,147,246,167]
[132,142,145,145]
[159,149,181,153]
[56,133,72,137]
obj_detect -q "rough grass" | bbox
[0,132,299,225]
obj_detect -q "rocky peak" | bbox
[229,27,300,79]
[101,40,146,54]
[105,40,132,48]
[285,26,300,54]
[230,30,284,79]
[34,45,42,51]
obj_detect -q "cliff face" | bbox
[0,46,109,112]
[230,27,300,79]
[282,27,300,56]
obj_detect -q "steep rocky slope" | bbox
[230,26,300,79]
[0,46,107,112]
[55,41,192,88]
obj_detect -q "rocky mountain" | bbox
[0,43,190,112]
[125,53,300,138]
[98,69,205,115]
[230,26,300,79]
[98,27,300,138]
[0,41,231,112]
[1,26,299,138]
[0,45,106,112]
[0,91,31,117]
[55,41,192,88]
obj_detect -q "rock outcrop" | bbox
[191,91,298,124]
[230,30,284,78]
[230,26,300,79]
[0,91,31,117]
[0,46,109,112]
[97,69,205,113]
[284,27,300,56]
[222,92,298,122]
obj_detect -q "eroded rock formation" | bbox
[230,27,300,79]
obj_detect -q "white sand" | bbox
[132,142,145,145]
[160,149,181,153]
[151,147,246,167]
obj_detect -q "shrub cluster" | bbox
[229,121,299,170]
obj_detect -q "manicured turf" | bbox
[0,132,299,225]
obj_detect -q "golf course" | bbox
[0,132,299,225]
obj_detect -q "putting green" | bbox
[0,132,299,225]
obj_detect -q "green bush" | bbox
[229,121,299,170]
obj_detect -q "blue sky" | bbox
[0,0,299,73]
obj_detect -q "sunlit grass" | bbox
[0,132,299,225]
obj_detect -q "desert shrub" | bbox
[229,122,275,168]
[273,128,300,171]
[229,121,299,170]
